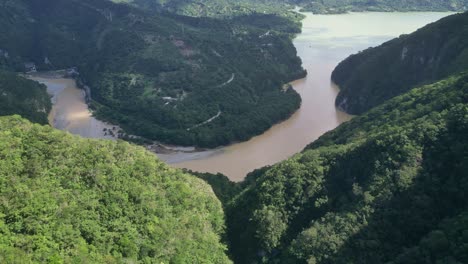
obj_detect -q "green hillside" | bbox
[332,12,468,114]
[0,115,230,263]
[0,72,51,124]
[2,1,468,264]
[115,0,468,17]
[0,0,305,147]
[114,0,293,17]
[225,73,468,263]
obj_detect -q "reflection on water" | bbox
[29,76,118,140]
[163,12,453,181]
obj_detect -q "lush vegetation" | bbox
[0,72,51,124]
[300,0,468,14]
[188,171,243,205]
[0,115,231,263]
[332,11,468,114]
[116,0,468,16]
[224,72,468,263]
[114,0,295,18]
[0,0,305,147]
[3,1,468,263]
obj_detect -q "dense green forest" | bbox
[224,72,468,264]
[116,0,468,17]
[0,0,305,147]
[332,11,468,114]
[114,0,294,17]
[2,1,468,263]
[0,115,231,263]
[0,72,51,124]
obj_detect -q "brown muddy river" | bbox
[32,12,453,181]
[160,12,453,181]
[29,75,118,140]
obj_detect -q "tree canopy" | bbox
[0,115,231,263]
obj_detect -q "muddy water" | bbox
[29,76,118,140]
[162,12,453,181]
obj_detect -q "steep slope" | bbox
[0,115,230,263]
[332,11,468,114]
[226,73,468,263]
[0,0,305,147]
[0,72,51,124]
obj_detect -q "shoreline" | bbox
[26,71,121,140]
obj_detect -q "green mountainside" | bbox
[2,1,468,264]
[225,72,468,264]
[0,0,305,147]
[115,0,468,17]
[0,115,230,263]
[0,72,51,125]
[332,12,468,114]
[114,0,293,17]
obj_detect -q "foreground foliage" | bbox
[0,116,231,263]
[226,73,468,263]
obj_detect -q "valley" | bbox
[161,11,452,181]
[0,0,467,263]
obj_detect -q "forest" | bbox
[0,0,468,263]
[0,72,51,125]
[223,72,468,264]
[2,70,467,263]
[332,11,468,114]
[0,0,305,147]
[0,115,231,263]
[116,0,468,16]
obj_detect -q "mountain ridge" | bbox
[332,11,468,114]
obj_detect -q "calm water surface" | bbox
[163,12,453,181]
[30,76,118,139]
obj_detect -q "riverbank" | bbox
[160,11,453,181]
[26,12,452,182]
[27,72,120,140]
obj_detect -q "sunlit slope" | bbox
[0,115,231,263]
[227,73,468,263]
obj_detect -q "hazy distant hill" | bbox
[301,0,468,14]
[116,0,468,17]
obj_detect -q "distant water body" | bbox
[161,12,453,181]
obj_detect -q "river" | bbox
[32,12,452,182]
[29,73,119,140]
[160,12,453,181]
